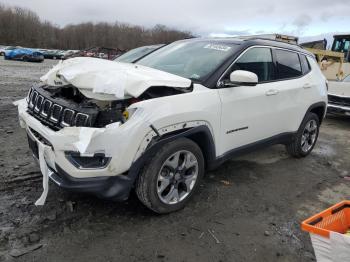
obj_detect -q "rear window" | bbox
[275,49,302,79]
[300,55,311,74]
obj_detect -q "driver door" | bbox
[218,47,282,155]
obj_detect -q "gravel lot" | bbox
[0,59,349,262]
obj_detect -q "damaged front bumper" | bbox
[16,99,152,202]
[48,164,133,201]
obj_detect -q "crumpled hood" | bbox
[40,57,192,100]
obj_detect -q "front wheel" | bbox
[136,138,204,214]
[286,112,320,158]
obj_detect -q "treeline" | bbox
[0,4,193,50]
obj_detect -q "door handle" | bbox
[303,83,312,89]
[265,89,279,96]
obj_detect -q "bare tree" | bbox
[0,4,193,50]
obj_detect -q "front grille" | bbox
[27,85,97,131]
[62,108,75,127]
[75,113,89,126]
[328,94,350,107]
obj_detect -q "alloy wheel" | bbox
[301,119,318,153]
[156,150,199,205]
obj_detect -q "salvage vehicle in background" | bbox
[42,49,64,60]
[1,46,20,56]
[114,44,165,63]
[301,34,350,116]
[328,75,350,115]
[62,50,80,60]
[16,37,327,213]
[0,45,8,56]
[65,46,123,60]
[4,47,44,62]
[303,34,350,81]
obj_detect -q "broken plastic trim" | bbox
[150,124,160,137]
[65,151,111,169]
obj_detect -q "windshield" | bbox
[115,45,163,63]
[137,40,239,82]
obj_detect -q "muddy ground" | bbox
[0,58,349,262]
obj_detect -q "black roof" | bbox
[180,37,314,57]
[333,34,350,39]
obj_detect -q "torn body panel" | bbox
[15,55,221,204]
[16,83,221,182]
[40,57,192,100]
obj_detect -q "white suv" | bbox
[16,38,327,213]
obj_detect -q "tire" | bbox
[23,56,28,62]
[286,112,320,158]
[136,137,205,214]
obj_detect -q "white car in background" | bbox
[0,45,7,56]
[16,37,327,213]
[328,75,350,115]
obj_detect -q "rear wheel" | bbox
[136,138,204,214]
[286,112,320,158]
[23,56,29,62]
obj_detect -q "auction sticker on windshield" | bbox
[204,44,231,52]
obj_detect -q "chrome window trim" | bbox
[217,45,313,87]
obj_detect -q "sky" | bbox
[1,0,350,42]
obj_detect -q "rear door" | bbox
[272,49,310,132]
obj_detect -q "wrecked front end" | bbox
[17,92,146,203]
[16,58,194,204]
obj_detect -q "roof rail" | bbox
[238,34,299,45]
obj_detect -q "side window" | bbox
[275,49,302,79]
[300,54,311,75]
[229,47,275,82]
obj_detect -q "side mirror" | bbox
[228,70,258,86]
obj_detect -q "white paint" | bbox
[15,47,327,185]
[229,70,258,83]
[310,232,350,262]
[35,143,51,206]
[328,81,350,97]
[40,57,192,100]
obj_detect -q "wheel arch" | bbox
[128,125,216,185]
[306,102,327,125]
